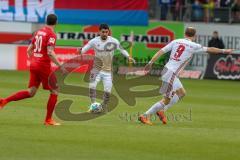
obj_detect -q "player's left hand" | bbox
[223,49,233,54]
[144,62,153,74]
[128,57,136,64]
[76,47,82,54]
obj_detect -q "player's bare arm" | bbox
[144,49,165,72]
[207,47,233,54]
[47,46,61,67]
[27,44,34,58]
[118,42,136,64]
[47,46,67,73]
[119,48,136,64]
[122,50,136,64]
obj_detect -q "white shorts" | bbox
[160,67,183,98]
[89,69,113,93]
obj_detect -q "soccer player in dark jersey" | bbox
[0,14,63,126]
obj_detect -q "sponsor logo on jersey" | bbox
[49,37,55,44]
[34,53,43,57]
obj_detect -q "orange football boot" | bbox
[156,110,167,124]
[44,119,61,126]
[0,99,7,109]
[138,114,153,125]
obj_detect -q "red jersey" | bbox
[30,26,57,70]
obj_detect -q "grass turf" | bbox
[0,70,240,160]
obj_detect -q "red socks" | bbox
[45,94,58,121]
[5,91,31,103]
[4,91,58,121]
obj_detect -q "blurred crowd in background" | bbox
[149,0,240,23]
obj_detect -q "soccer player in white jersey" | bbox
[77,23,135,112]
[139,27,233,125]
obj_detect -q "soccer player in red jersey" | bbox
[0,14,63,126]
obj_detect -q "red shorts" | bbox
[28,68,57,90]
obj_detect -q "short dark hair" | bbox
[99,23,109,30]
[185,27,196,37]
[46,14,57,25]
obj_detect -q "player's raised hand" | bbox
[144,62,153,74]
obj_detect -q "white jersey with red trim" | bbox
[161,38,207,74]
[81,36,129,72]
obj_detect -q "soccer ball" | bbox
[88,102,103,113]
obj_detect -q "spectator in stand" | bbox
[192,0,204,21]
[232,0,240,22]
[220,0,233,7]
[208,31,225,49]
[203,0,216,22]
[158,0,174,20]
[182,0,193,21]
[172,0,185,20]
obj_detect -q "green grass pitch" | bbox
[0,70,240,160]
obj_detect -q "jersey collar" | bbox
[100,36,109,42]
[184,38,192,41]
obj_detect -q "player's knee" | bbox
[50,89,58,95]
[89,83,97,89]
[104,87,112,93]
[180,90,186,98]
[28,87,37,97]
[176,88,186,99]
[162,97,170,105]
[182,90,186,97]
[29,93,34,97]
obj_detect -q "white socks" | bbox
[145,94,180,116]
[164,94,180,111]
[145,101,165,115]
